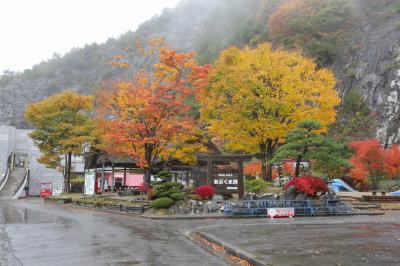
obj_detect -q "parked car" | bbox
[39,189,52,197]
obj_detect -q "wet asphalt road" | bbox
[0,199,226,266]
[2,199,400,266]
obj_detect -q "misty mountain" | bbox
[1,0,400,145]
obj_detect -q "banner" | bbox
[267,208,295,218]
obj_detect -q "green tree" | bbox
[272,120,350,178]
[25,91,94,193]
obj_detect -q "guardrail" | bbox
[0,153,13,193]
[224,199,353,217]
[0,167,10,192]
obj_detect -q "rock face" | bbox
[333,3,400,145]
[1,0,400,145]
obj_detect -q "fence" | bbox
[224,199,353,217]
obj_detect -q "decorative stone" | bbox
[285,185,297,200]
[212,194,224,203]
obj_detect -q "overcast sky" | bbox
[0,0,180,74]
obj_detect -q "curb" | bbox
[193,231,266,266]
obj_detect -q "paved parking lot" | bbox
[199,213,400,265]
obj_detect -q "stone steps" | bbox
[338,196,381,210]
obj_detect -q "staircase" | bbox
[0,167,26,200]
[339,196,381,211]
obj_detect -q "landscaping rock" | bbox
[212,194,224,203]
[285,185,297,200]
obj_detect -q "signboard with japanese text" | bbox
[267,208,295,218]
[212,162,240,194]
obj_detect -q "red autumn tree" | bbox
[97,42,200,185]
[349,139,385,189]
[384,144,400,179]
[284,175,328,196]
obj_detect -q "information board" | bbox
[52,183,63,196]
[84,170,96,195]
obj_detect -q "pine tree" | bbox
[272,120,350,178]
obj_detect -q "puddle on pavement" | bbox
[0,201,68,225]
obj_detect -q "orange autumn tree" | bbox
[97,43,201,185]
[244,161,262,178]
[244,161,279,179]
[384,144,400,179]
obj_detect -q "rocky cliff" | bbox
[332,0,400,144]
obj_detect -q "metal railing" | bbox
[224,199,353,217]
[0,153,13,192]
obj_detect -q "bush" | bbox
[195,185,215,200]
[189,194,202,201]
[284,176,328,196]
[159,188,182,198]
[153,182,183,199]
[147,188,155,200]
[170,192,185,201]
[245,179,272,194]
[150,197,174,209]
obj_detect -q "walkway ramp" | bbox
[0,168,26,199]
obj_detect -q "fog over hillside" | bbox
[1,0,400,145]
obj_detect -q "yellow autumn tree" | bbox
[193,43,340,180]
[25,91,94,193]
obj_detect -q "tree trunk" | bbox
[101,162,105,193]
[295,155,302,177]
[260,143,268,181]
[111,164,115,192]
[65,153,72,193]
[266,140,275,182]
[144,143,153,185]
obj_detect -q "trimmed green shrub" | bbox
[245,179,272,194]
[150,197,174,209]
[170,192,185,201]
[159,188,182,198]
[153,182,183,199]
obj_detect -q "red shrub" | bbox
[284,175,328,196]
[195,185,215,200]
